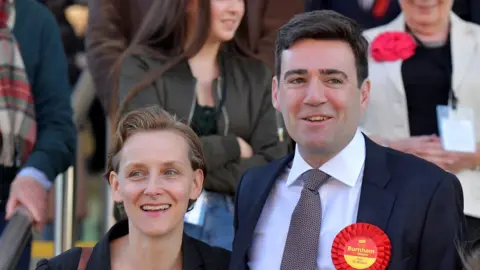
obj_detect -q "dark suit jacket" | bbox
[230,136,467,270]
[35,220,230,270]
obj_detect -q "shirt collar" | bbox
[286,129,366,188]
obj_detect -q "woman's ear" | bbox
[109,171,123,203]
[190,169,204,200]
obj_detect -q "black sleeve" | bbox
[35,247,82,270]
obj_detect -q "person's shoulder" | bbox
[35,247,82,270]
[15,0,57,27]
[362,14,403,42]
[224,51,273,81]
[187,236,231,269]
[362,24,392,42]
[121,53,158,72]
[454,15,480,41]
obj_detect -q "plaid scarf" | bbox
[0,0,36,167]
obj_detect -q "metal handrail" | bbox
[0,207,33,270]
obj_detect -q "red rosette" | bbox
[331,223,391,270]
[371,31,417,62]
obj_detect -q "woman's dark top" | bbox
[35,219,231,270]
[401,34,452,136]
[192,104,218,137]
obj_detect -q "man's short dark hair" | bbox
[275,10,369,86]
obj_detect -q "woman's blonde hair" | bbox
[107,106,206,215]
[459,240,480,270]
[107,105,205,174]
[461,249,480,270]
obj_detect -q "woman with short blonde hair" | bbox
[36,106,230,269]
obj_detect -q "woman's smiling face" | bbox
[109,130,203,237]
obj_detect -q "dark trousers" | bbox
[0,212,32,270]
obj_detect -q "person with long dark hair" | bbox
[114,0,287,250]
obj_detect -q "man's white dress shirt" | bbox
[248,129,366,270]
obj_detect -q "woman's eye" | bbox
[129,170,145,178]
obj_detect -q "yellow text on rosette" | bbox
[343,238,378,269]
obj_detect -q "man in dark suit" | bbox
[230,10,466,270]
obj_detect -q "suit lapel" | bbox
[380,14,407,98]
[356,136,395,231]
[236,154,294,264]
[383,60,405,98]
[450,13,478,93]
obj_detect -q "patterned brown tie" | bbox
[280,169,330,270]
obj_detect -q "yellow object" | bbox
[31,241,97,258]
[65,5,89,37]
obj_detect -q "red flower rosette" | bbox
[331,223,391,270]
[371,31,417,62]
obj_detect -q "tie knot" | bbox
[301,169,330,191]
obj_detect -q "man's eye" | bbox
[327,78,343,84]
[288,78,306,84]
[164,169,178,176]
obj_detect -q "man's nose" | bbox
[304,79,327,106]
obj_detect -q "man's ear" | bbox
[272,76,280,110]
[359,78,371,111]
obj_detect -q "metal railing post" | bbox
[53,174,64,256]
[62,166,76,251]
[53,166,76,254]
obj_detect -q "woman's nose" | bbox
[144,176,164,195]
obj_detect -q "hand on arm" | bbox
[377,135,479,173]
[236,137,253,159]
[6,172,48,231]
